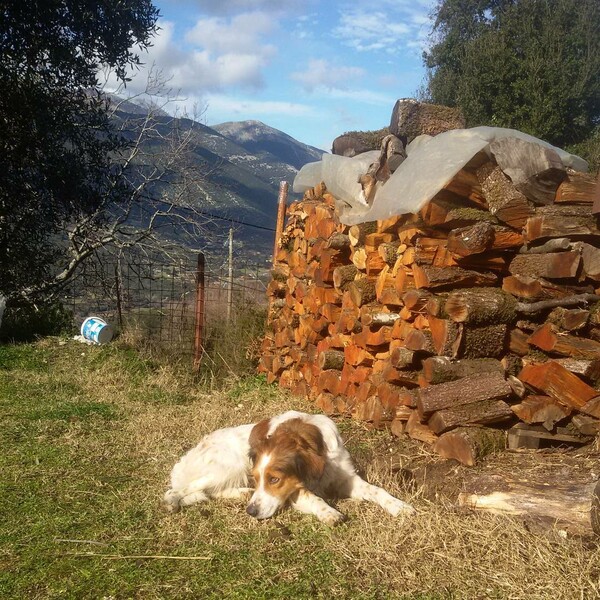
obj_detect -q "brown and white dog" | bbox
[164,411,415,525]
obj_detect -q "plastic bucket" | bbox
[81,316,113,345]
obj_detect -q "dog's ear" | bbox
[248,418,271,464]
[289,421,326,482]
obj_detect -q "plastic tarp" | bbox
[293,126,588,225]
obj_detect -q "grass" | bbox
[1,339,600,599]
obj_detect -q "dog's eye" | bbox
[268,476,280,485]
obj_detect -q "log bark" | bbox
[347,278,376,307]
[318,350,345,371]
[444,288,517,325]
[528,322,600,358]
[428,398,513,434]
[417,371,513,418]
[421,357,504,385]
[413,264,497,290]
[508,252,581,280]
[458,475,600,536]
[433,426,506,466]
[477,163,534,228]
[525,205,600,241]
[458,323,509,359]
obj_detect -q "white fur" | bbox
[164,411,415,523]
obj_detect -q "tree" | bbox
[423,0,600,148]
[0,1,159,299]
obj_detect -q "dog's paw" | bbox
[384,497,416,517]
[319,507,347,526]
[163,489,181,513]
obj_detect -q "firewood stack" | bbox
[259,139,600,466]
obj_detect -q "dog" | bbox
[164,411,415,525]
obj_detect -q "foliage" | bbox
[0,1,159,299]
[197,301,268,387]
[423,0,600,148]
[0,299,73,342]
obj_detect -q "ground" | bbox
[1,339,599,599]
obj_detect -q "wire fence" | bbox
[63,249,271,365]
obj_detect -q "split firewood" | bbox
[428,398,514,435]
[326,232,351,250]
[457,323,508,359]
[547,307,589,331]
[413,264,497,290]
[458,473,600,536]
[446,221,495,257]
[489,137,566,205]
[433,426,506,466]
[332,264,359,292]
[406,410,438,445]
[508,251,581,280]
[421,357,504,385]
[347,279,376,307]
[444,288,517,325]
[348,222,378,247]
[555,171,598,204]
[389,345,416,369]
[417,371,513,419]
[518,361,600,417]
[525,205,600,241]
[477,163,535,228]
[317,350,345,371]
[554,358,600,381]
[389,98,465,142]
[528,322,600,359]
[511,395,571,430]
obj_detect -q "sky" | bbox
[108,0,437,151]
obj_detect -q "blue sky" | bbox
[111,0,437,150]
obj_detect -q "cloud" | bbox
[333,1,434,53]
[205,94,313,118]
[107,12,278,95]
[190,0,303,16]
[290,59,365,92]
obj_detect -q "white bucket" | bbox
[81,316,113,345]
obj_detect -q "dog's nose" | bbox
[246,503,258,517]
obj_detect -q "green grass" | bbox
[1,340,599,599]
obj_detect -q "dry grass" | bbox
[1,339,599,599]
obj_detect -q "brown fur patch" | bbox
[253,419,327,485]
[248,418,271,464]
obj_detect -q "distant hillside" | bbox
[110,98,326,257]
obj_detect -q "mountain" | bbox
[111,98,326,257]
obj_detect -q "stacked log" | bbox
[260,158,600,466]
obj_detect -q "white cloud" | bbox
[106,12,279,96]
[290,59,365,92]
[333,1,434,53]
[205,94,313,118]
[189,0,299,15]
[185,12,276,56]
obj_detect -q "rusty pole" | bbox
[193,252,205,372]
[273,181,289,267]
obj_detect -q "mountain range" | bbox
[111,96,325,257]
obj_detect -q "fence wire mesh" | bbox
[63,250,270,366]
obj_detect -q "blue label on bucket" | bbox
[81,317,111,344]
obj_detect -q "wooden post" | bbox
[193,252,205,372]
[273,181,288,267]
[227,227,233,322]
[114,263,124,332]
[593,170,600,215]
